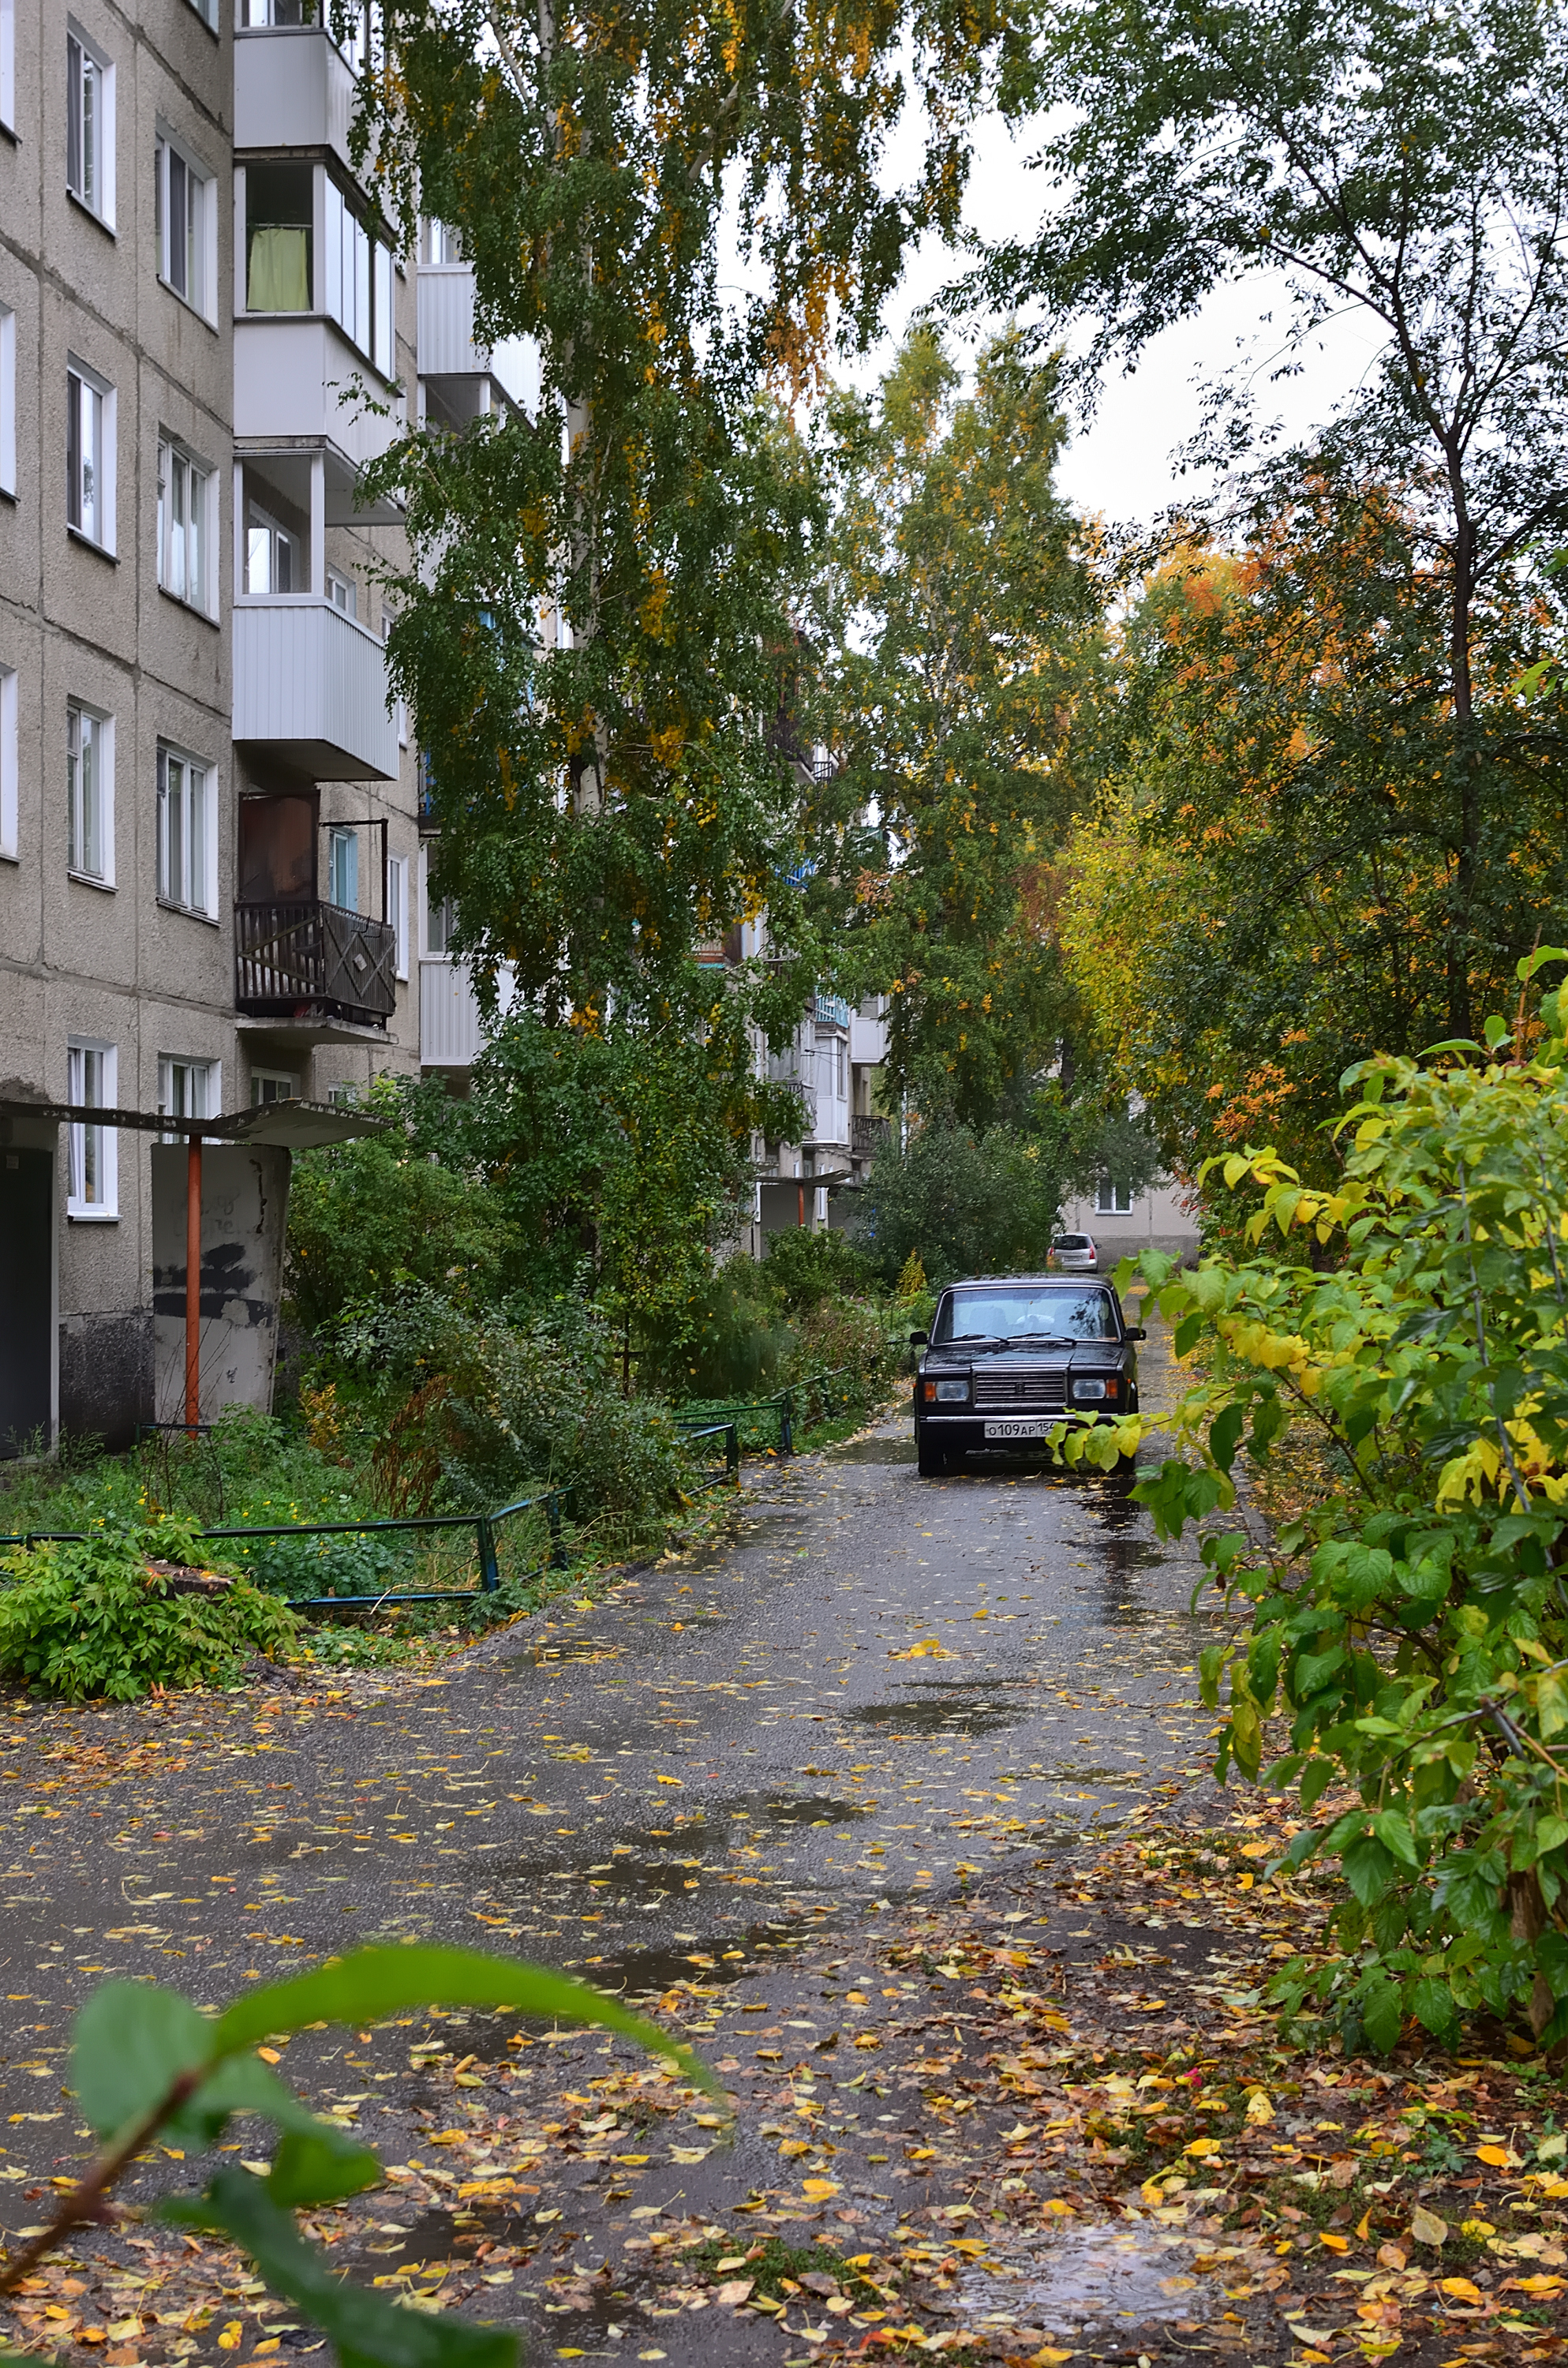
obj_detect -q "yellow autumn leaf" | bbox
[1440,2277,1485,2304]
[1476,2144,1516,2168]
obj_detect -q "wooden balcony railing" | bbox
[851,1112,891,1162]
[234,899,397,1025]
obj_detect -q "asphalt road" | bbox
[0,1331,1240,2363]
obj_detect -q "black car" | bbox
[911,1273,1144,1478]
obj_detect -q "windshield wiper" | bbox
[1001,1331,1077,1346]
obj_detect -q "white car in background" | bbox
[1050,1232,1098,1272]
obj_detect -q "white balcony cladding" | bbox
[417,268,540,411]
[236,27,357,178]
[234,598,399,781]
[813,1025,850,1148]
[850,1006,889,1065]
[420,957,516,1067]
[767,1032,816,1140]
[234,319,404,471]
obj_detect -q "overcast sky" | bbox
[827,107,1391,533]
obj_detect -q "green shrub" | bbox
[636,1261,796,1399]
[762,1225,875,1310]
[1125,948,1568,2051]
[861,1121,1061,1283]
[0,1516,303,1701]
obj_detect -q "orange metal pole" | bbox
[185,1130,201,1437]
[798,1180,806,1228]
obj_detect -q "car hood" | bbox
[923,1340,1128,1366]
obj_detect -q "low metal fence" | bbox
[677,1342,901,1459]
[0,1486,573,1613]
[674,1419,742,1489]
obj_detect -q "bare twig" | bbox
[0,2068,204,2295]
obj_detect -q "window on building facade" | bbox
[156,137,214,317]
[185,0,217,29]
[324,177,394,375]
[66,1040,117,1217]
[422,218,462,266]
[424,879,455,956]
[245,163,312,312]
[325,567,357,617]
[387,852,407,979]
[245,503,301,594]
[66,363,114,549]
[327,825,357,911]
[156,745,214,916]
[250,1068,297,1104]
[1095,1179,1133,1214]
[66,27,114,225]
[0,665,15,861]
[67,704,112,882]
[158,1055,217,1131]
[0,305,13,497]
[157,440,212,611]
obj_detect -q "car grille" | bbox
[973,1366,1068,1410]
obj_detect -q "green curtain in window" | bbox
[247,226,310,313]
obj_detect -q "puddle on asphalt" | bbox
[847,1680,1025,1737]
[960,2220,1216,2336]
[754,1793,866,1827]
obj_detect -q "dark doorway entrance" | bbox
[0,1146,53,1455]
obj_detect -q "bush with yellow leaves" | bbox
[1113,946,1568,2055]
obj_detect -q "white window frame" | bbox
[325,566,357,617]
[1095,1178,1133,1215]
[184,0,217,34]
[158,1055,219,1136]
[157,437,215,616]
[387,851,407,980]
[250,1067,297,1106]
[324,173,394,377]
[65,23,116,230]
[421,850,453,959]
[66,703,114,886]
[0,665,16,861]
[66,1039,118,1220]
[327,824,358,912]
[155,130,217,323]
[65,358,115,553]
[156,743,217,917]
[0,0,14,135]
[0,305,13,498]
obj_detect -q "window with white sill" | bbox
[250,1068,297,1105]
[156,134,216,320]
[66,362,115,550]
[0,0,13,133]
[387,852,407,980]
[67,704,113,883]
[158,1055,218,1133]
[325,567,357,617]
[66,25,115,227]
[156,744,216,916]
[327,825,357,911]
[1095,1179,1133,1215]
[0,665,15,861]
[0,305,13,497]
[66,1040,118,1217]
[158,439,214,613]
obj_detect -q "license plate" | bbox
[983,1418,1057,1441]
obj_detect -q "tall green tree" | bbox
[987,0,1568,1040]
[809,329,1100,1126]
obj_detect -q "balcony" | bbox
[236,25,357,178]
[236,898,397,1026]
[234,598,399,782]
[234,317,405,470]
[851,1112,891,1163]
[417,270,540,417]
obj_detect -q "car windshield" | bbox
[1054,1236,1091,1250]
[934,1288,1119,1343]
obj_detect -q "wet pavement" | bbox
[0,1325,1252,2363]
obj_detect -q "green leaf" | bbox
[211,1946,723,2104]
[1173,1310,1205,1359]
[1409,1975,1457,2040]
[268,2125,383,2209]
[1300,1758,1335,1812]
[1374,1809,1420,1868]
[72,1982,215,2141]
[164,2171,515,2368]
[1209,1401,1246,1474]
[1360,1982,1405,2054]
[1343,1835,1396,1905]
[1536,1814,1568,1857]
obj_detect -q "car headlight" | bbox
[934,1377,969,1403]
[1072,1377,1110,1402]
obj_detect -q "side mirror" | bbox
[909,1331,929,1347]
[1127,1327,1147,1342]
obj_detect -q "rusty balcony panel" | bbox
[234,898,396,1025]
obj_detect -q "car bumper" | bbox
[915,1405,1134,1449]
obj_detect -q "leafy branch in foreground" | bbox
[1104,947,1568,2055]
[0,1946,723,2367]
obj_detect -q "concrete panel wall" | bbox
[150,1140,289,1422]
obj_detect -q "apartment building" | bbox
[0,0,422,1452]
